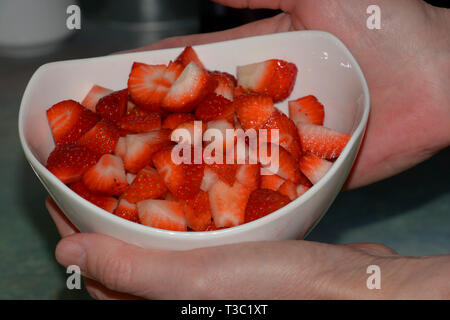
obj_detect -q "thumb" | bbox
[55,233,195,299]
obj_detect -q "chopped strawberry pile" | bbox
[44,46,351,231]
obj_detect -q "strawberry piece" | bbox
[175,46,205,69]
[82,154,127,196]
[172,120,206,146]
[137,199,187,231]
[204,222,220,231]
[234,93,274,129]
[95,89,128,123]
[77,119,120,155]
[126,173,136,184]
[200,166,219,192]
[234,85,251,97]
[297,123,350,159]
[289,95,325,126]
[46,144,100,184]
[260,174,285,191]
[116,112,161,133]
[114,136,127,160]
[236,163,260,191]
[162,113,195,130]
[195,93,234,123]
[114,198,139,223]
[128,62,183,111]
[259,144,302,184]
[81,85,113,111]
[237,59,297,102]
[245,189,291,223]
[208,180,250,228]
[70,181,118,213]
[207,163,237,186]
[46,100,100,145]
[209,71,236,101]
[152,146,204,200]
[260,109,302,160]
[122,166,167,203]
[161,62,217,112]
[298,153,333,185]
[296,184,310,197]
[182,190,212,231]
[278,180,298,201]
[123,129,172,173]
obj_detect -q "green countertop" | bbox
[1,22,448,300]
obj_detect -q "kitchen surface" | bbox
[0,0,448,299]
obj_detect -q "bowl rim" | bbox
[18,30,370,240]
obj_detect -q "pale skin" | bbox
[47,0,450,299]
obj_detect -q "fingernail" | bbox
[55,239,86,272]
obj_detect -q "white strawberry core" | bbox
[237,61,269,90]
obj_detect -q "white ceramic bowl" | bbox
[18,31,370,250]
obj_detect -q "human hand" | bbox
[123,0,450,189]
[47,197,450,299]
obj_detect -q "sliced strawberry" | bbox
[161,62,217,112]
[297,123,350,159]
[195,93,234,123]
[126,173,136,184]
[234,93,274,129]
[260,109,302,160]
[203,221,222,231]
[260,174,285,191]
[236,163,260,191]
[172,120,206,146]
[234,85,252,97]
[237,59,297,102]
[296,184,310,197]
[150,61,184,108]
[116,112,161,133]
[123,129,172,173]
[46,144,100,184]
[278,180,298,201]
[121,166,167,203]
[200,166,219,192]
[182,190,212,231]
[152,146,204,200]
[82,154,128,196]
[128,62,182,111]
[137,199,186,231]
[81,85,113,111]
[207,162,237,186]
[208,180,251,228]
[95,89,128,123]
[209,71,236,101]
[70,181,118,213]
[299,153,333,185]
[162,112,195,130]
[175,46,205,69]
[289,95,325,126]
[245,189,291,223]
[77,119,120,155]
[114,136,127,160]
[259,144,302,184]
[114,198,139,223]
[46,100,100,145]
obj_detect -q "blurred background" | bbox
[0,0,448,299]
